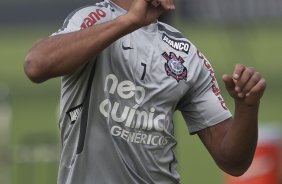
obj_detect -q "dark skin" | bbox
[24,0,266,177]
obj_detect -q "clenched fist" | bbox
[222,64,266,106]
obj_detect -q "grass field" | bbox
[0,21,281,184]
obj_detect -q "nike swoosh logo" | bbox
[122,42,134,50]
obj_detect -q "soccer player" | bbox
[24,0,266,183]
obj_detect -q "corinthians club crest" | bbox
[162,52,187,82]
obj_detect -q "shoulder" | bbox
[55,1,114,34]
[157,22,197,56]
[67,1,113,20]
[74,1,114,30]
[157,22,185,39]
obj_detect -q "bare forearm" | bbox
[24,15,136,83]
[24,0,173,83]
[212,64,266,175]
[224,103,259,153]
[219,103,259,175]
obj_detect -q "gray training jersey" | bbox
[54,0,232,183]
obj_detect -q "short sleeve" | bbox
[50,4,112,83]
[177,50,232,134]
[51,4,111,36]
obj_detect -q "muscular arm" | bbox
[24,0,174,83]
[198,108,258,176]
[24,17,136,83]
[197,64,266,176]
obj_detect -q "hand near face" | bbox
[126,0,175,28]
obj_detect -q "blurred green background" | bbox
[0,0,282,184]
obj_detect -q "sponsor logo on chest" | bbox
[98,74,170,146]
[162,33,190,54]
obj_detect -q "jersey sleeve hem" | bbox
[187,111,232,135]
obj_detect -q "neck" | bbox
[111,0,131,10]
